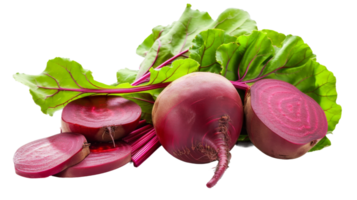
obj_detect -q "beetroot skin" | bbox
[152,72,244,188]
[245,79,328,159]
[14,132,90,178]
[61,96,141,142]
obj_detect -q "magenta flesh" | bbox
[14,133,90,178]
[61,96,141,142]
[152,72,244,188]
[54,141,131,177]
[246,79,328,159]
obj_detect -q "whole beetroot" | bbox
[152,72,244,188]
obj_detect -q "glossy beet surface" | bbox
[152,72,244,188]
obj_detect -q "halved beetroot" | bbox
[54,141,131,177]
[61,96,141,142]
[245,79,328,159]
[14,132,90,178]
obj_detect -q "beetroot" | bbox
[54,141,131,177]
[152,72,244,188]
[245,79,328,159]
[61,96,141,142]
[14,132,90,178]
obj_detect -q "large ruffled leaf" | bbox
[136,24,174,57]
[136,3,258,79]
[189,29,236,74]
[14,58,118,116]
[14,58,199,122]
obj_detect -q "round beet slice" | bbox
[14,132,90,178]
[54,141,131,177]
[61,96,141,142]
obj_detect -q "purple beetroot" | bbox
[152,72,244,188]
[54,141,131,177]
[245,79,328,159]
[14,132,90,178]
[61,96,141,143]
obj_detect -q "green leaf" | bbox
[136,25,173,57]
[147,58,199,85]
[135,4,257,79]
[146,58,199,99]
[184,3,193,8]
[213,8,257,36]
[14,58,198,120]
[309,136,331,152]
[136,4,212,78]
[189,29,236,74]
[216,42,241,81]
[261,29,286,48]
[274,59,342,132]
[312,63,344,136]
[136,25,165,57]
[220,31,314,82]
[116,68,138,84]
[218,30,311,82]
[263,35,314,81]
[128,59,200,100]
[14,58,117,116]
[218,31,276,81]
[135,5,187,57]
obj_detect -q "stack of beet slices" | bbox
[11,96,141,179]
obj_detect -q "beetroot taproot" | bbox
[61,96,141,142]
[14,132,90,178]
[245,79,327,159]
[54,141,131,177]
[152,72,244,188]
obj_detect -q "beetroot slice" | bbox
[14,132,90,178]
[250,79,328,144]
[61,96,141,142]
[54,141,131,177]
